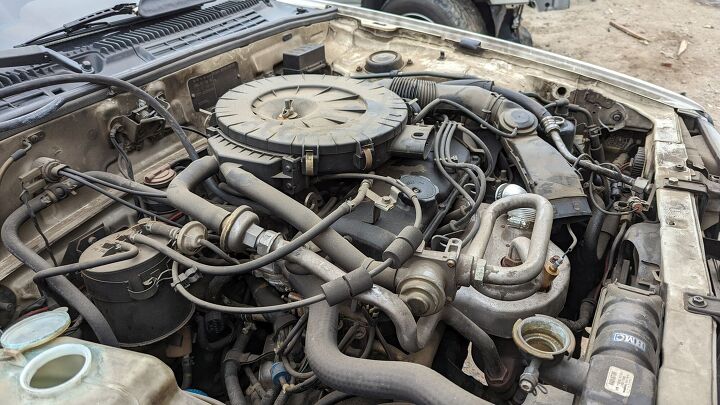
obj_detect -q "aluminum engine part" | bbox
[454,214,570,338]
[496,183,535,229]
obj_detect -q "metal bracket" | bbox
[664,177,709,215]
[683,292,720,317]
[366,187,399,211]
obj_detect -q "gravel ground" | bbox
[523,0,720,120]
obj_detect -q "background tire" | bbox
[517,26,533,46]
[380,0,489,35]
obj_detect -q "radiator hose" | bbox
[305,300,489,405]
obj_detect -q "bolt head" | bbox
[519,379,534,392]
[668,177,679,185]
[691,295,707,307]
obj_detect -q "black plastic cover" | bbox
[503,135,592,220]
[212,75,408,184]
[283,44,326,74]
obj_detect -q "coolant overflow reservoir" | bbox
[19,343,92,396]
[0,307,70,352]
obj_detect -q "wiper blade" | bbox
[20,3,138,47]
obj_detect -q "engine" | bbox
[0,68,663,405]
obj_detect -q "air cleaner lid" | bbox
[0,308,71,352]
[214,75,408,156]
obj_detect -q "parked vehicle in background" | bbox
[352,0,570,45]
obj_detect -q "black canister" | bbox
[79,231,194,347]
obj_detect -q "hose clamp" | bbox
[540,115,561,134]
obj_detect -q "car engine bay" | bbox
[0,8,717,405]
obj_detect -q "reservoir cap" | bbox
[0,307,70,352]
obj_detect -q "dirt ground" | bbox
[523,0,720,120]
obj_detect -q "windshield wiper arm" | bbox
[0,45,85,73]
[20,3,138,47]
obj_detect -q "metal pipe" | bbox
[466,193,554,285]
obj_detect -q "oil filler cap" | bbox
[0,307,70,352]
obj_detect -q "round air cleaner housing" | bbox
[209,75,408,193]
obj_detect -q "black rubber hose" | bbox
[1,193,119,346]
[330,217,396,257]
[166,156,230,231]
[0,97,64,133]
[0,73,242,204]
[220,165,397,286]
[315,391,353,405]
[560,298,597,333]
[441,306,504,382]
[305,301,487,405]
[568,104,594,126]
[490,85,551,120]
[247,277,296,332]
[32,241,139,282]
[63,169,168,199]
[224,327,252,405]
[581,207,606,265]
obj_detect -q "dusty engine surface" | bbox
[0,59,664,405]
[209,75,407,193]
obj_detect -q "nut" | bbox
[242,224,264,249]
[256,230,281,256]
[690,295,707,307]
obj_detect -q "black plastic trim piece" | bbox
[0,3,337,140]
